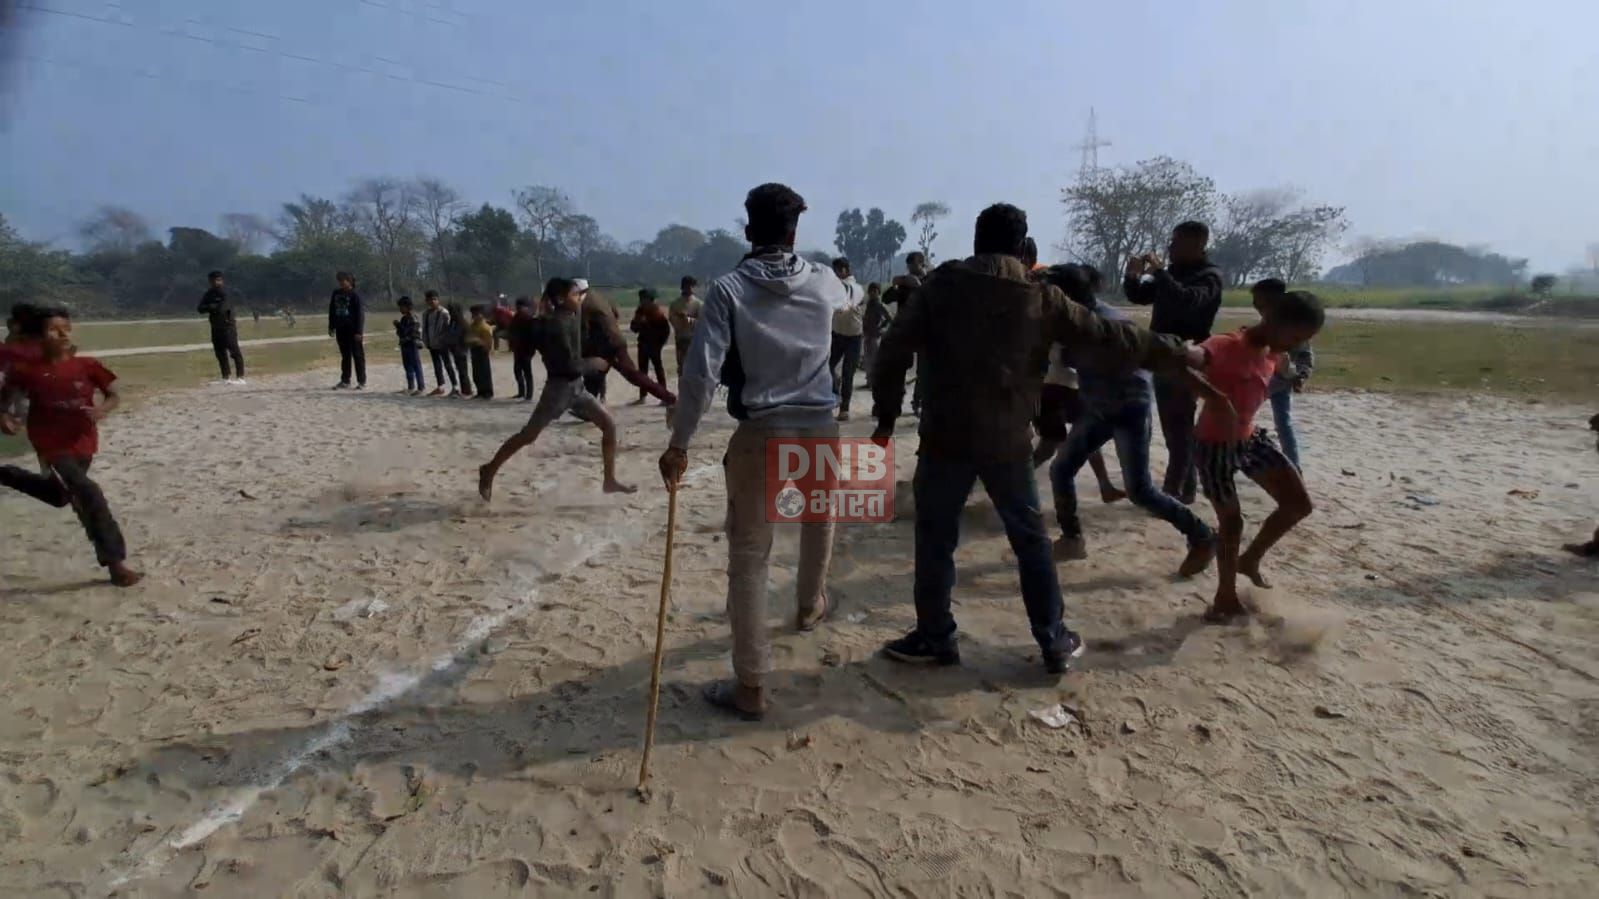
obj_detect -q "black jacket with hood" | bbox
[1122,258,1224,342]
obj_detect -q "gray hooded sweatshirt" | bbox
[669,251,848,449]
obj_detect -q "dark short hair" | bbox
[335,271,354,282]
[469,304,486,315]
[973,203,1029,257]
[424,289,439,299]
[208,270,224,280]
[1272,290,1326,332]
[23,305,70,337]
[639,287,659,301]
[867,282,881,293]
[680,276,698,291]
[1252,277,1288,298]
[1021,238,1038,267]
[832,257,850,271]
[1080,263,1104,293]
[7,302,40,327]
[545,277,576,300]
[1173,221,1211,244]
[1043,264,1097,306]
[398,295,413,308]
[744,182,807,246]
[515,296,531,309]
[906,251,926,265]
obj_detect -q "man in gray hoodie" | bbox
[659,183,848,721]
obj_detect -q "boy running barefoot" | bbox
[477,278,636,502]
[0,308,142,587]
[1193,290,1326,623]
[1563,413,1599,557]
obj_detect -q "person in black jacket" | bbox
[1124,221,1225,504]
[327,271,367,390]
[198,270,245,384]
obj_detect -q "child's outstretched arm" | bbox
[1182,367,1236,433]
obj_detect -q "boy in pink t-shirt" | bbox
[1193,290,1325,623]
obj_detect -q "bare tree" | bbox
[1060,156,1217,286]
[910,201,950,262]
[513,185,573,284]
[220,212,273,254]
[346,177,422,301]
[78,205,152,253]
[558,213,604,278]
[277,194,350,249]
[410,176,466,290]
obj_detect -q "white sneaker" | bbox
[229,379,247,386]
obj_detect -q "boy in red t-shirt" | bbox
[1192,290,1325,623]
[0,307,142,587]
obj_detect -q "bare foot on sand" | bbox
[1178,539,1215,577]
[478,465,495,502]
[603,479,637,495]
[1203,597,1248,625]
[1238,555,1273,589]
[109,563,143,588]
[1100,486,1127,504]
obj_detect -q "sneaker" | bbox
[836,410,851,422]
[229,378,247,386]
[1052,535,1087,562]
[429,387,447,397]
[881,630,960,666]
[1043,631,1085,675]
[332,382,350,390]
[354,384,366,391]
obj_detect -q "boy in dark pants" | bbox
[1043,264,1218,575]
[395,297,425,395]
[1124,222,1225,503]
[328,271,367,389]
[1193,290,1325,623]
[478,278,635,502]
[630,288,671,404]
[422,290,459,396]
[467,306,495,400]
[509,297,538,400]
[198,270,245,384]
[0,308,141,587]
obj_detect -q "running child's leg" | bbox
[0,463,71,506]
[1560,521,1599,556]
[1236,435,1313,588]
[1088,450,1125,504]
[1195,441,1247,622]
[1048,410,1115,560]
[53,457,140,586]
[583,401,636,494]
[479,381,575,500]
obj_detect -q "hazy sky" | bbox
[2,0,1596,271]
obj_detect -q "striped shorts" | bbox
[1194,428,1292,507]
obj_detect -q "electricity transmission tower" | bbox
[1074,107,1111,176]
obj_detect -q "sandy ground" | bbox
[2,357,1598,898]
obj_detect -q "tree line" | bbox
[0,179,950,317]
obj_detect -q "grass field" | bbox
[5,313,1596,458]
[1220,284,1599,315]
[71,318,306,352]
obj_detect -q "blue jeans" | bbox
[1051,399,1213,547]
[1270,388,1300,468]
[912,456,1071,653]
[400,344,424,392]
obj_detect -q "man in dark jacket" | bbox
[327,271,367,390]
[1124,220,1224,503]
[198,270,245,384]
[872,203,1203,676]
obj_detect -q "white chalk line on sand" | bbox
[106,461,720,889]
[90,335,325,358]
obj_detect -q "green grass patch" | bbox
[72,318,307,352]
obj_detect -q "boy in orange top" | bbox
[1192,290,1325,623]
